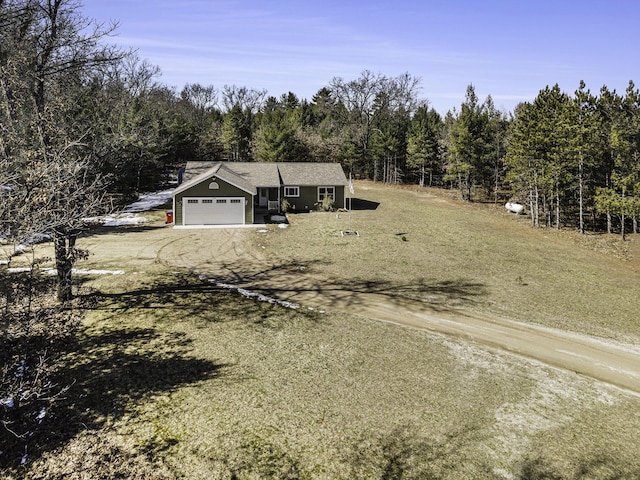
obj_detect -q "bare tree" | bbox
[221,84,267,114]
[1,0,127,301]
[180,83,218,126]
[329,70,423,179]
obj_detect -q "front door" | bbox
[258,188,268,208]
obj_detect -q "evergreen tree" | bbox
[406,106,443,186]
[222,104,252,161]
[445,85,497,201]
[595,82,640,239]
[566,81,601,234]
[253,93,308,162]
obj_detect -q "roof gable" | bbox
[174,162,256,196]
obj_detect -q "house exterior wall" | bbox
[174,176,253,225]
[283,185,345,211]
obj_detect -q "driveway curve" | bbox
[151,227,640,396]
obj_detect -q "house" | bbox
[172,161,349,226]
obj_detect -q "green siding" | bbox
[283,185,345,211]
[174,176,253,225]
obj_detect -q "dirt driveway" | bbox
[130,225,640,396]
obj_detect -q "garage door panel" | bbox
[183,197,245,225]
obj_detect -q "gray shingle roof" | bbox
[218,162,281,187]
[276,162,348,186]
[176,161,348,194]
[181,161,219,183]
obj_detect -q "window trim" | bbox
[317,186,335,202]
[284,186,300,197]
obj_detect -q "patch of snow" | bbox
[84,213,151,227]
[74,269,125,275]
[21,454,27,465]
[103,214,151,227]
[1,397,14,408]
[83,189,173,227]
[36,407,46,421]
[7,267,124,275]
[201,275,300,310]
[15,234,52,252]
[15,359,26,378]
[440,336,623,468]
[122,190,173,213]
[278,223,288,229]
[257,229,269,233]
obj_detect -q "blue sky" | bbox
[82,0,639,115]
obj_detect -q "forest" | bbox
[3,2,640,246]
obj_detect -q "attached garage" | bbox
[182,197,245,225]
[172,163,256,226]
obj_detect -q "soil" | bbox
[135,226,640,396]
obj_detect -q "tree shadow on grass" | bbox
[1,298,225,471]
[196,257,489,314]
[65,327,225,422]
[80,259,487,329]
[88,273,307,328]
[517,452,640,480]
[80,222,171,239]
[344,424,491,479]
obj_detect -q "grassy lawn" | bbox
[11,182,640,479]
[261,182,640,343]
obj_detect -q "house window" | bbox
[187,199,198,204]
[318,186,334,201]
[209,181,220,190]
[230,199,242,204]
[202,199,213,204]
[284,186,299,197]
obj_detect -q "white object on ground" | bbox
[505,202,524,214]
[7,267,124,275]
[200,275,301,310]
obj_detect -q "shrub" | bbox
[319,196,335,212]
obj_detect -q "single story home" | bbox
[172,161,349,226]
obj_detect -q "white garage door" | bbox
[183,197,245,225]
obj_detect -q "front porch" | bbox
[255,187,281,214]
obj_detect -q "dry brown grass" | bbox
[6,182,640,479]
[260,182,640,343]
[82,274,640,479]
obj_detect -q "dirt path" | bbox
[147,226,640,396]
